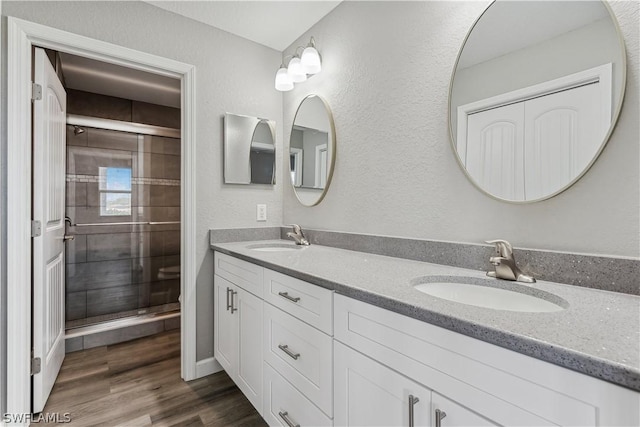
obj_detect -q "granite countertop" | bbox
[212,239,640,391]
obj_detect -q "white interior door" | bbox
[314,144,328,189]
[523,82,605,200]
[466,103,525,201]
[32,47,67,413]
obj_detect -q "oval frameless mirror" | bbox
[449,0,626,203]
[224,113,276,185]
[289,95,336,206]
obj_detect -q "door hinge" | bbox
[31,220,42,237]
[31,82,42,101]
[31,357,41,375]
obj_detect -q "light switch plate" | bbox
[256,204,267,221]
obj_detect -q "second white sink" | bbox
[413,277,567,313]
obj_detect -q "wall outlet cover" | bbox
[257,204,267,221]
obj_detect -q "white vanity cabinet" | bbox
[334,294,640,427]
[214,253,264,415]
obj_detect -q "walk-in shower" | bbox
[64,115,181,346]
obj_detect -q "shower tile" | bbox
[87,127,138,151]
[66,259,132,292]
[66,182,87,207]
[66,291,87,321]
[133,184,151,207]
[139,135,168,154]
[132,256,165,284]
[163,231,181,256]
[150,185,166,206]
[82,321,164,349]
[86,233,139,262]
[163,138,181,156]
[132,101,180,129]
[163,155,181,180]
[67,124,88,147]
[65,336,84,353]
[67,207,133,226]
[67,89,132,121]
[86,285,139,317]
[149,279,180,306]
[164,185,181,207]
[65,234,87,264]
[164,317,180,331]
[150,154,165,179]
[149,232,165,257]
[67,146,133,176]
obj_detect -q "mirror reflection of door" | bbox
[460,64,611,201]
[290,148,303,186]
[315,144,328,189]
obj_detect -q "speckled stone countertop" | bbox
[212,240,640,391]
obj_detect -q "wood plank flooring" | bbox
[41,330,266,426]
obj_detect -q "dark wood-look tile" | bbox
[41,330,265,426]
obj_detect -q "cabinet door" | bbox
[214,275,238,376]
[432,393,496,427]
[236,287,264,415]
[335,342,431,427]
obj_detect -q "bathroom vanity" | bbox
[212,240,639,427]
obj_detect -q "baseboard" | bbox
[195,357,223,378]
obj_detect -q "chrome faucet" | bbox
[286,224,310,246]
[485,239,535,283]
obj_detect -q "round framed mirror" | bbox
[448,0,626,203]
[289,94,336,206]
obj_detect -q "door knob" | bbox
[63,235,75,242]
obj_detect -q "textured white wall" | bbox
[1,1,284,361]
[283,1,639,258]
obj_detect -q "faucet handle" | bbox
[288,224,303,234]
[485,239,513,257]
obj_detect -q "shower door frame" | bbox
[6,17,199,419]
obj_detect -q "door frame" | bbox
[6,17,198,418]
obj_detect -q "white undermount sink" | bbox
[413,276,567,313]
[246,243,303,252]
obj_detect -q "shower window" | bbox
[99,167,132,216]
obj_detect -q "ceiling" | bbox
[144,1,342,51]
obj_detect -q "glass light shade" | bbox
[275,67,294,91]
[287,57,307,83]
[301,46,322,74]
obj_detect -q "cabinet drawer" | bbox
[214,251,263,297]
[263,363,333,427]
[264,303,333,417]
[335,294,585,426]
[263,268,333,334]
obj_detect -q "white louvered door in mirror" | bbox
[32,47,67,413]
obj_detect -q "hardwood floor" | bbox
[41,330,267,426]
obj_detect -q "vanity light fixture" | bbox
[275,37,322,91]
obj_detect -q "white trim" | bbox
[290,148,303,187]
[314,143,328,189]
[6,17,199,420]
[456,63,612,164]
[195,357,223,378]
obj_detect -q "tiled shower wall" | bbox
[64,92,181,326]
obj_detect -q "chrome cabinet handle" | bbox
[226,287,232,311]
[435,409,447,427]
[230,290,238,313]
[278,344,300,360]
[409,395,420,427]
[278,291,300,303]
[278,411,299,427]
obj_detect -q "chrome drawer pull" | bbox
[278,411,300,427]
[278,291,300,303]
[230,290,238,313]
[278,344,300,360]
[435,408,447,427]
[409,395,420,427]
[226,287,231,311]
